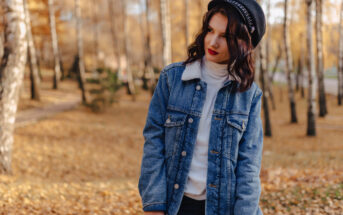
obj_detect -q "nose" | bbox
[210,35,219,49]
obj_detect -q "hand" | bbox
[144,212,165,215]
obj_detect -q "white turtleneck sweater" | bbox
[184,57,230,200]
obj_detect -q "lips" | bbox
[208,48,218,55]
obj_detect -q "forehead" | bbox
[208,13,228,33]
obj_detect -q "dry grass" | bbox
[0,80,342,214]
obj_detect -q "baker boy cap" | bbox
[208,0,266,48]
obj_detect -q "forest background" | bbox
[0,0,343,214]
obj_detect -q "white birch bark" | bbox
[23,0,40,100]
[0,0,27,174]
[141,0,155,91]
[306,0,317,136]
[160,0,172,66]
[48,0,61,89]
[122,0,136,97]
[184,0,189,50]
[75,0,87,102]
[107,0,121,74]
[284,0,297,123]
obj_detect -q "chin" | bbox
[205,54,226,64]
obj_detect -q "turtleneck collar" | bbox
[181,57,236,82]
[203,56,229,80]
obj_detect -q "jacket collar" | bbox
[181,60,202,81]
[181,59,238,82]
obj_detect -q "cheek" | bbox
[220,40,229,56]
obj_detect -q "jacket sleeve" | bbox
[234,88,264,215]
[138,70,170,212]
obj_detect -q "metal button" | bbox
[196,85,201,91]
[166,118,171,123]
[181,151,187,156]
[188,118,193,123]
[209,184,217,188]
[174,184,179,189]
[242,122,245,130]
[210,150,219,154]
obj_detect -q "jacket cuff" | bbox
[143,202,167,212]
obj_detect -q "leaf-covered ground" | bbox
[1,82,342,214]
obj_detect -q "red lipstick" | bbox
[208,48,218,55]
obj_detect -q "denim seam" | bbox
[143,202,167,208]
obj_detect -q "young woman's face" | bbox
[204,12,230,64]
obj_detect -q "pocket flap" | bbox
[164,113,187,127]
[226,115,248,132]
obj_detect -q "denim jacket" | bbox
[138,60,264,215]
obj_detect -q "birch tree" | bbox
[338,0,343,106]
[48,0,61,89]
[142,0,156,92]
[265,0,276,110]
[108,0,121,75]
[184,0,189,50]
[122,0,136,96]
[259,41,272,136]
[75,0,87,103]
[24,0,40,100]
[306,0,316,136]
[315,0,327,117]
[0,0,27,174]
[91,0,100,70]
[284,0,297,123]
[160,0,172,67]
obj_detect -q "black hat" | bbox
[208,0,266,48]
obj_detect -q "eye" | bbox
[207,28,213,32]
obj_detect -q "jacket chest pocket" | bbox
[163,112,187,159]
[223,114,248,162]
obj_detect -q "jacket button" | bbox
[166,118,171,123]
[210,150,219,154]
[196,85,201,91]
[209,184,217,188]
[174,184,179,189]
[181,151,187,156]
[188,118,193,123]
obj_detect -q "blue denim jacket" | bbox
[138,60,263,215]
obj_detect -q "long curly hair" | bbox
[183,5,255,92]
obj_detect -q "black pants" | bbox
[177,195,206,215]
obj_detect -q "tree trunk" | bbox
[306,0,316,136]
[75,0,87,103]
[24,0,40,101]
[0,0,27,174]
[265,0,276,110]
[91,0,100,71]
[315,0,327,117]
[259,41,272,137]
[160,0,172,67]
[283,0,297,123]
[122,0,136,98]
[142,0,156,93]
[338,0,343,106]
[184,0,189,50]
[48,0,61,89]
[270,44,282,84]
[108,0,121,75]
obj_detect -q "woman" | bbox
[139,0,266,214]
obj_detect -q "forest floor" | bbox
[0,77,342,214]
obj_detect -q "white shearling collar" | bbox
[181,60,203,81]
[181,59,237,82]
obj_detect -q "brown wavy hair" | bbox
[183,4,255,92]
